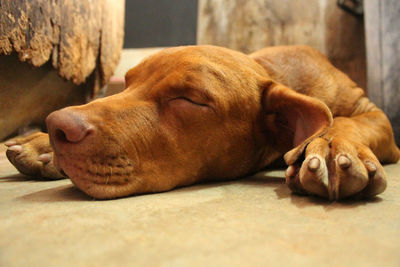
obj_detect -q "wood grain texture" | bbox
[197,0,366,89]
[99,0,125,87]
[0,0,124,89]
[365,0,400,144]
[198,0,323,53]
[0,0,124,139]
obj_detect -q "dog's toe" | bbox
[6,146,38,176]
[333,154,368,199]
[353,160,387,199]
[285,164,308,195]
[298,154,329,198]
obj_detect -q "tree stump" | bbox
[0,0,125,140]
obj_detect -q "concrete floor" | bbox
[1,143,400,267]
[1,49,400,266]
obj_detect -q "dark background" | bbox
[124,0,198,48]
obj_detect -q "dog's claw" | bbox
[38,153,52,163]
[308,157,320,172]
[364,161,377,176]
[337,155,351,169]
[4,140,17,147]
[8,145,22,153]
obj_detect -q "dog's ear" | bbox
[261,79,333,165]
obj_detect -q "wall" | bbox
[365,0,400,144]
[124,0,198,48]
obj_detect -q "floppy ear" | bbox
[261,79,333,165]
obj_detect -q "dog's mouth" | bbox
[54,153,139,199]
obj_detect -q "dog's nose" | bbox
[46,109,94,145]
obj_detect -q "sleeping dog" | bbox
[5,45,400,200]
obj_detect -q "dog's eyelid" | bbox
[167,85,206,100]
[164,84,216,111]
[170,96,209,107]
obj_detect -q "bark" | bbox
[0,0,125,92]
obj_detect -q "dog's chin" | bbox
[53,153,139,199]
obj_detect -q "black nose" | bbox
[46,109,94,146]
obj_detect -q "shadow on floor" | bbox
[0,173,91,202]
[2,170,384,208]
[236,170,383,210]
[0,173,63,182]
[17,184,92,202]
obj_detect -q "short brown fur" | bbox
[6,45,400,200]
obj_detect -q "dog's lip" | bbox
[60,159,141,199]
[51,148,141,199]
[54,152,134,184]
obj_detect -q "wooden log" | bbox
[365,0,400,144]
[0,0,124,88]
[0,0,124,140]
[197,0,366,89]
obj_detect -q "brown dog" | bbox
[5,45,400,200]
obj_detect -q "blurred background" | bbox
[120,0,366,90]
[118,0,399,145]
[123,0,198,48]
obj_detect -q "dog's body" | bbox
[6,45,400,200]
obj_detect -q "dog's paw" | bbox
[5,132,64,179]
[285,137,386,200]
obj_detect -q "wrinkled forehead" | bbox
[125,46,266,90]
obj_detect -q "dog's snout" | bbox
[46,109,94,146]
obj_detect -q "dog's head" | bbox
[46,45,332,198]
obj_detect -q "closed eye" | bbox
[169,97,209,107]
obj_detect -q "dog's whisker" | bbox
[106,166,112,185]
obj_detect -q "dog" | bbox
[5,45,400,200]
